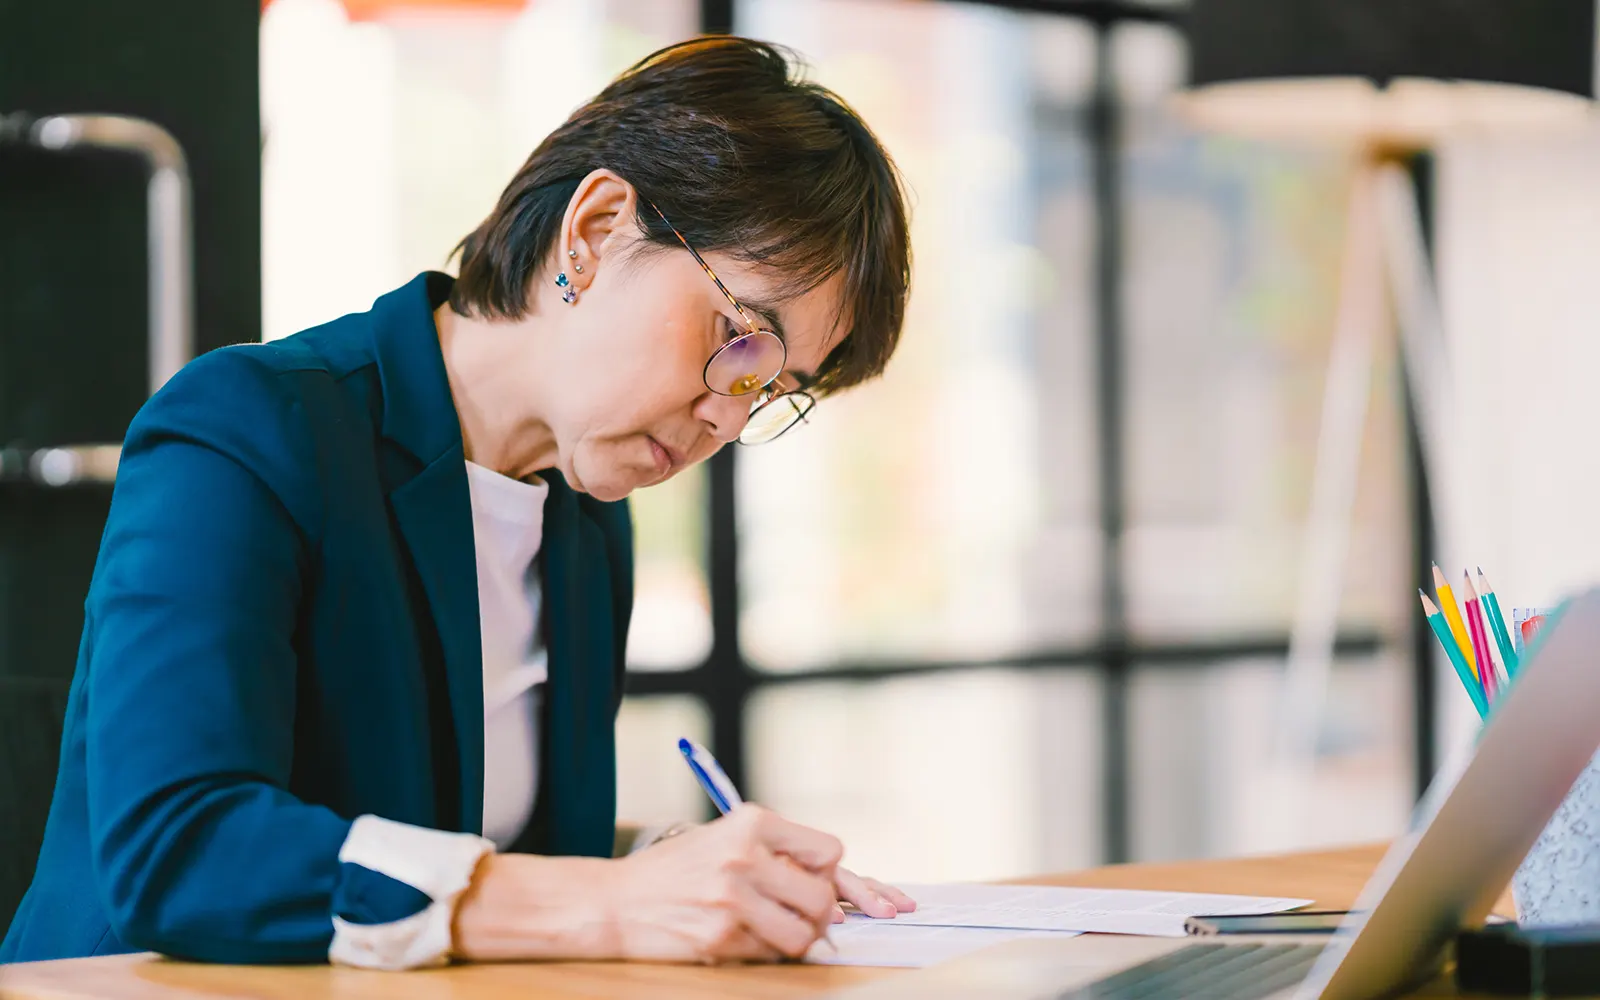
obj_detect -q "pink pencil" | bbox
[1461,572,1498,703]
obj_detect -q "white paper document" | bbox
[808,917,1076,968]
[868,883,1314,937]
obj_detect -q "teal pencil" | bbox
[1420,590,1488,718]
[1476,567,1520,678]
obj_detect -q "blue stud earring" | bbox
[555,271,577,304]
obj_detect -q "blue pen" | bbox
[678,738,745,814]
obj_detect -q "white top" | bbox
[464,459,550,850]
[328,460,551,970]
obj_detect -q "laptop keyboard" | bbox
[1053,942,1323,1000]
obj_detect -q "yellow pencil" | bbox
[1432,563,1478,680]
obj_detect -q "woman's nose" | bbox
[693,390,752,444]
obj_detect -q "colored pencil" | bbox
[1432,564,1478,680]
[1461,572,1498,703]
[1420,590,1488,719]
[1476,567,1520,678]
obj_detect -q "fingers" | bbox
[751,852,837,929]
[834,865,898,919]
[735,879,826,960]
[863,876,918,913]
[734,805,843,873]
[834,868,919,917]
[708,927,784,965]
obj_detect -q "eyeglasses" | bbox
[649,203,816,446]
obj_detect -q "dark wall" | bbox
[0,0,260,930]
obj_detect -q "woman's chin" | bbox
[642,464,678,489]
[572,469,648,502]
[570,450,661,501]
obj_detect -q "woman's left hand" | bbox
[832,867,918,922]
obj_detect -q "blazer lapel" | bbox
[389,458,483,833]
[370,272,484,834]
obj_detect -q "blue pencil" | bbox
[1476,568,1520,679]
[1421,590,1488,719]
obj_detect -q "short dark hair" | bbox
[450,36,911,396]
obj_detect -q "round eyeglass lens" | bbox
[740,392,815,445]
[705,329,786,396]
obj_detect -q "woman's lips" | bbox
[647,436,674,477]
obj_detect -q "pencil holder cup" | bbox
[1513,748,1600,927]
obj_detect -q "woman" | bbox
[0,37,915,969]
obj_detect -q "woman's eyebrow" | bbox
[729,293,819,380]
[742,300,786,343]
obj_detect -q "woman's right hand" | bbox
[603,804,843,963]
[451,804,842,964]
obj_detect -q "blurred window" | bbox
[1115,20,1412,854]
[736,0,1100,673]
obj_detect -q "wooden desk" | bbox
[0,843,1509,999]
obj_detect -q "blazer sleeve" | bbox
[83,348,489,966]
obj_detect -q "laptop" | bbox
[827,587,1600,1000]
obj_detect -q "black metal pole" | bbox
[701,0,734,35]
[703,448,750,803]
[697,0,745,812]
[1089,24,1131,864]
[1405,153,1439,798]
[1404,379,1438,799]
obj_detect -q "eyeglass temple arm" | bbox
[647,201,760,331]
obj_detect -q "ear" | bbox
[559,169,638,291]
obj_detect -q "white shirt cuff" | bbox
[328,814,494,970]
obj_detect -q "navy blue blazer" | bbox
[1,273,632,964]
